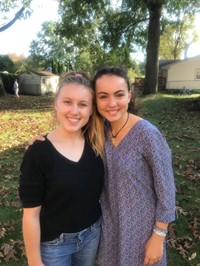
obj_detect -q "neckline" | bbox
[45,135,86,164]
[110,112,129,139]
[108,119,144,148]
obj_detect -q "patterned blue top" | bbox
[97,119,176,266]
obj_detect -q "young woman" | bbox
[93,67,176,266]
[19,72,104,266]
[27,67,176,266]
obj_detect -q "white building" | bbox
[161,55,200,90]
[19,70,59,96]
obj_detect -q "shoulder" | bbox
[127,119,160,139]
[20,138,51,172]
[136,119,162,137]
[21,137,54,171]
[24,137,50,158]
[139,120,171,155]
[133,120,169,149]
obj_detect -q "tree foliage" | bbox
[160,15,199,59]
[8,53,28,74]
[28,0,200,94]
[58,0,147,70]
[29,21,76,73]
[0,55,15,73]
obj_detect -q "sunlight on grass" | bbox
[162,94,200,99]
[1,111,53,120]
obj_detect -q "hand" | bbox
[143,233,164,265]
[25,135,45,150]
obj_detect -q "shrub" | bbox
[0,72,17,94]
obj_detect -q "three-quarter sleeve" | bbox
[19,143,46,208]
[144,127,176,223]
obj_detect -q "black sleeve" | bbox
[19,142,47,208]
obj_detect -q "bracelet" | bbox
[153,226,168,237]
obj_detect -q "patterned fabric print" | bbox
[97,120,176,266]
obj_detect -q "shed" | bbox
[161,55,200,90]
[19,70,59,96]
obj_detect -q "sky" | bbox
[0,0,59,56]
[0,1,200,60]
[184,13,200,58]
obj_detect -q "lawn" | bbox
[0,93,200,265]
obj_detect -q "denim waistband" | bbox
[59,217,102,239]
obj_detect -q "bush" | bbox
[0,72,17,94]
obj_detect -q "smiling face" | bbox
[54,83,93,134]
[95,75,131,123]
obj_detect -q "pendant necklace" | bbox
[110,112,129,138]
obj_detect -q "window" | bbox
[195,69,200,79]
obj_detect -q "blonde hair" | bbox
[55,71,105,158]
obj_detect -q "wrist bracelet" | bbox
[153,226,168,237]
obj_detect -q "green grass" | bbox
[0,93,200,265]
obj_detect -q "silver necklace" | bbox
[110,112,129,138]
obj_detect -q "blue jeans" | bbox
[40,218,101,266]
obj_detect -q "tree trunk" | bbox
[143,1,163,95]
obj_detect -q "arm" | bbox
[143,127,176,265]
[23,206,44,266]
[143,221,168,265]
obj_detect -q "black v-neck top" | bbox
[19,138,104,241]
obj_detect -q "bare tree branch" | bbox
[0,5,26,32]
